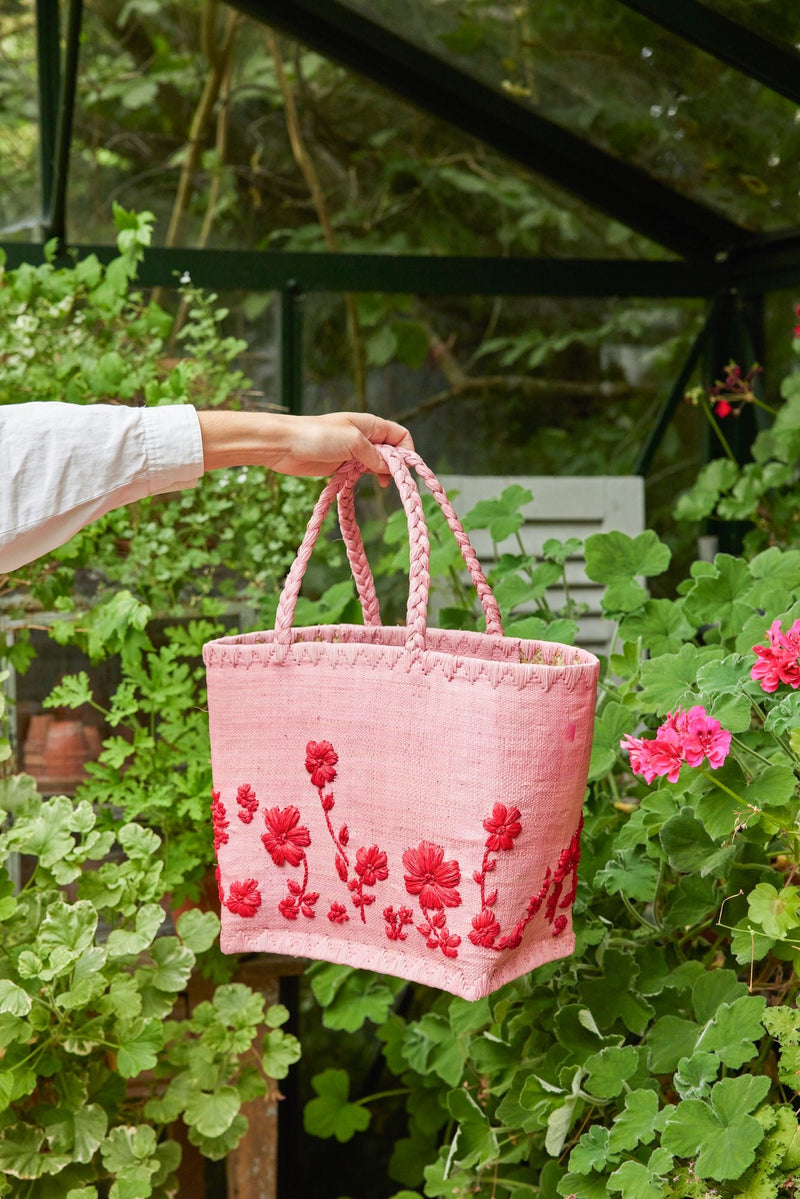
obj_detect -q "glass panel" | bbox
[62,7,668,257]
[0,7,41,238]
[300,290,707,479]
[699,0,800,50]
[339,0,800,232]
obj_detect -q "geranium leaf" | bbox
[304,1068,371,1142]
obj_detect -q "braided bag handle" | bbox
[274,445,503,654]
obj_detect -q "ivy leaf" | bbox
[39,900,98,956]
[176,908,220,954]
[261,1028,302,1080]
[607,1089,660,1154]
[607,1158,668,1199]
[100,1124,158,1178]
[746,883,800,939]
[304,1068,371,1142]
[674,1052,720,1100]
[661,1076,770,1180]
[318,971,399,1032]
[0,981,32,1018]
[584,530,670,583]
[700,996,767,1068]
[692,969,748,1021]
[569,1124,610,1174]
[647,1015,702,1073]
[184,1086,240,1138]
[116,1019,164,1077]
[741,765,797,808]
[618,598,693,656]
[682,554,754,639]
[72,1105,108,1164]
[117,823,161,861]
[0,1124,46,1179]
[595,851,659,902]
[638,644,724,714]
[149,937,195,992]
[659,811,733,877]
[764,691,800,735]
[584,1045,639,1098]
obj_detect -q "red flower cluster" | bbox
[211,789,229,852]
[751,618,800,692]
[621,706,731,784]
[236,783,258,825]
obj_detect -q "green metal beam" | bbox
[618,0,800,106]
[35,0,61,225]
[225,0,748,261]
[47,0,84,244]
[634,300,718,475]
[0,243,732,296]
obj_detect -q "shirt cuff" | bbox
[139,405,205,495]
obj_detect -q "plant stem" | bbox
[698,766,745,804]
[355,1086,411,1106]
[701,397,738,464]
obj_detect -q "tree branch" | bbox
[395,376,652,424]
[266,29,367,408]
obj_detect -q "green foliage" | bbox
[0,780,299,1193]
[294,487,800,1199]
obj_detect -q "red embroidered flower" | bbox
[402,841,462,910]
[226,878,262,918]
[354,845,389,887]
[305,741,338,788]
[236,783,258,824]
[211,789,229,851]
[262,805,311,867]
[483,804,522,852]
[384,905,414,941]
[328,901,349,923]
[469,907,501,947]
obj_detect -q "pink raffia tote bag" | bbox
[203,446,600,1000]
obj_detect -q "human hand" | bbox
[197,410,413,483]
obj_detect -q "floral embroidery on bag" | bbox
[262,805,318,920]
[383,905,414,941]
[402,841,462,958]
[469,810,583,951]
[305,740,388,922]
[236,783,258,824]
[328,901,349,923]
[225,878,262,918]
[211,789,229,852]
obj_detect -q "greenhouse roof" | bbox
[3,0,799,297]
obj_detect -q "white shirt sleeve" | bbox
[0,402,206,573]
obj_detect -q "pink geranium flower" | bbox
[402,841,462,909]
[681,705,732,769]
[751,619,800,692]
[620,705,731,785]
[262,805,311,867]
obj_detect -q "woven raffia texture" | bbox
[204,448,599,1001]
